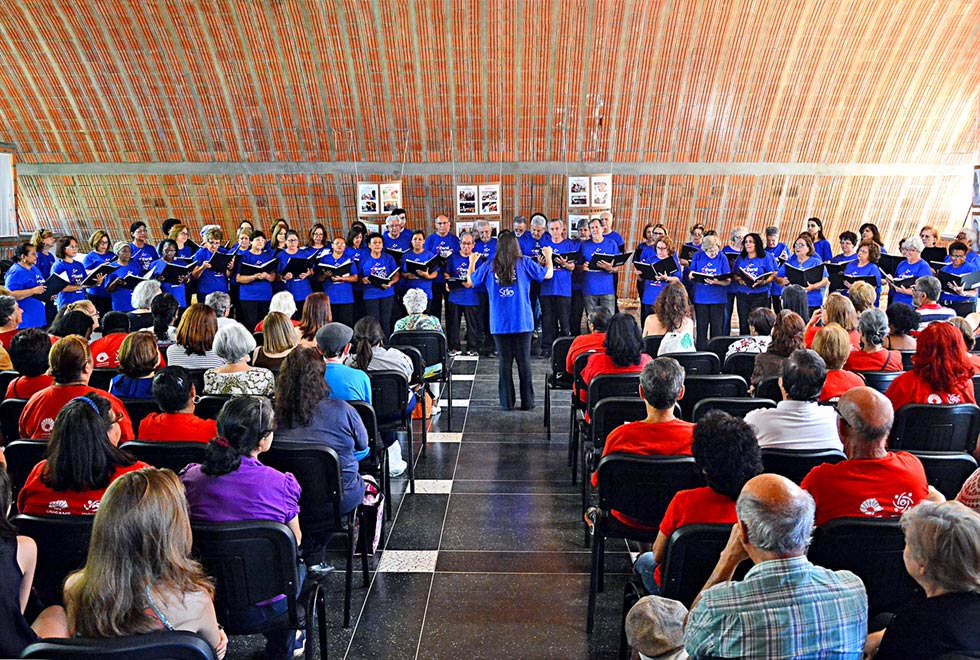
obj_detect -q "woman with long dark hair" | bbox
[468,231,553,410]
[805,217,833,262]
[146,239,190,309]
[580,312,651,403]
[732,232,777,335]
[860,222,887,252]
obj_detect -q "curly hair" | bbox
[913,322,975,393]
[652,281,692,333]
[768,310,806,357]
[692,410,764,500]
[298,292,332,342]
[886,303,920,337]
[274,347,330,429]
[150,293,179,342]
[857,240,881,264]
[603,313,644,367]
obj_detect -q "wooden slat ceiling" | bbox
[1,0,978,251]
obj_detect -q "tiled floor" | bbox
[228,354,630,659]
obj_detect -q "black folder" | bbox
[240,259,279,276]
[679,244,699,261]
[825,263,847,292]
[876,254,904,277]
[204,252,234,272]
[155,262,194,285]
[403,254,439,275]
[938,269,980,295]
[921,247,948,264]
[80,262,118,287]
[587,252,630,271]
[689,271,732,284]
[784,263,825,287]
[368,273,395,289]
[281,255,316,278]
[635,257,679,280]
[33,271,71,301]
[318,261,353,278]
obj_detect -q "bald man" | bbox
[801,386,941,527]
[684,473,867,659]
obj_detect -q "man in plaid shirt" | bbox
[684,473,867,659]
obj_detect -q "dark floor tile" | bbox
[436,549,632,575]
[453,441,570,483]
[463,406,555,435]
[440,492,584,551]
[410,441,460,480]
[344,572,433,660]
[383,494,449,550]
[462,431,561,444]
[451,478,578,495]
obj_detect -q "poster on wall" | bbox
[567,214,591,232]
[357,183,379,216]
[380,181,402,214]
[568,176,590,208]
[591,174,612,208]
[478,183,501,215]
[456,185,478,216]
[455,220,500,237]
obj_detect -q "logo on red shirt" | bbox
[40,417,55,434]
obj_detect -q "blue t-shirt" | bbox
[843,261,883,306]
[940,261,980,302]
[401,249,437,299]
[129,243,159,275]
[638,246,682,306]
[468,257,548,334]
[110,375,155,399]
[319,251,355,305]
[176,244,195,260]
[446,253,479,306]
[516,232,536,256]
[813,238,833,263]
[778,255,827,307]
[192,247,230,296]
[580,237,621,296]
[830,253,859,265]
[52,259,87,308]
[82,251,116,298]
[424,233,461,261]
[237,251,274,301]
[605,231,625,251]
[542,238,575,298]
[690,251,732,305]
[277,249,314,302]
[36,251,54,278]
[384,231,412,291]
[765,243,790,297]
[325,362,372,403]
[104,261,142,312]
[146,258,187,307]
[472,238,498,293]
[358,253,398,300]
[889,259,933,307]
[733,254,778,295]
[4,264,46,328]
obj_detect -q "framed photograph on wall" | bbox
[478,183,501,215]
[456,185,478,216]
[380,181,402,214]
[568,214,591,231]
[568,176,590,208]
[591,174,612,208]
[357,183,379,216]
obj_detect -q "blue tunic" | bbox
[192,247,230,296]
[277,249,314,303]
[238,251,274,301]
[82,251,116,299]
[104,261,142,312]
[401,249,437,299]
[733,254,778,295]
[580,238,620,296]
[468,257,548,335]
[128,243,159,275]
[542,238,575,298]
[446,254,479,306]
[778,255,827,308]
[638,246,682,306]
[4,264,46,328]
[813,239,834,263]
[146,258,188,307]
[319,252,355,305]
[52,259,87,308]
[358,253,398,300]
[889,259,933,307]
[690,251,731,305]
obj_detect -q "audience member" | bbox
[316,322,371,403]
[745,349,842,450]
[5,329,54,400]
[724,307,775,359]
[884,302,919,350]
[203,322,274,396]
[803,293,859,349]
[749,310,805,391]
[641,281,695,354]
[138,366,217,443]
[811,323,864,402]
[254,291,299,331]
[147,292,179,345]
[801,387,937,526]
[947,316,980,373]
[48,310,94,341]
[886,321,977,409]
[848,279,876,314]
[0,295,21,348]
[681,473,867,658]
[252,311,298,371]
[844,308,903,372]
[204,291,235,329]
[394,287,443,332]
[89,311,131,368]
[18,394,148,515]
[624,595,687,660]
[167,303,223,369]
[127,279,161,331]
[296,292,332,348]
[914,275,956,329]
[580,313,651,404]
[64,468,226,658]
[779,284,809,319]
[566,308,612,375]
[108,332,160,399]
[19,335,134,441]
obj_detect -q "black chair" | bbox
[808,518,923,617]
[691,397,776,422]
[190,521,327,659]
[5,439,47,503]
[262,442,369,628]
[642,335,663,357]
[587,453,701,632]
[88,367,117,391]
[119,399,160,434]
[660,523,750,608]
[573,374,641,485]
[187,369,208,396]
[393,344,428,453]
[370,370,415,493]
[852,370,901,395]
[678,375,748,420]
[120,441,208,474]
[253,331,264,346]
[543,335,575,442]
[909,450,978,499]
[889,403,980,453]
[898,350,915,371]
[0,397,28,443]
[663,351,720,375]
[760,448,847,484]
[706,335,750,364]
[569,350,599,470]
[755,376,783,402]
[389,329,454,428]
[722,352,757,383]
[580,397,647,517]
[195,395,232,421]
[13,514,95,606]
[975,374,980,403]
[349,400,390,520]
[0,369,19,396]
[21,631,218,660]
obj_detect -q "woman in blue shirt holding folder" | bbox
[358,232,400,337]
[889,236,933,307]
[235,231,276,331]
[51,236,90,309]
[191,227,231,297]
[4,243,48,328]
[320,236,358,328]
[843,241,883,307]
[637,236,682,326]
[689,234,731,350]
[732,232,778,335]
[105,242,142,313]
[277,230,314,317]
[401,230,438,300]
[776,233,829,319]
[82,230,115,317]
[146,239,191,309]
[940,241,980,318]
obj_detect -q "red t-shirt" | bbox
[5,374,54,401]
[968,354,980,375]
[566,332,607,374]
[138,412,217,443]
[844,349,903,373]
[819,369,865,402]
[0,328,19,349]
[654,486,737,585]
[19,384,135,442]
[592,418,695,492]
[580,352,652,404]
[885,370,977,411]
[254,319,300,332]
[805,326,861,351]
[89,333,128,369]
[801,451,930,526]
[17,460,150,515]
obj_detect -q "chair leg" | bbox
[420,389,427,456]
[581,444,592,515]
[587,530,600,633]
[544,376,550,430]
[598,534,606,593]
[570,422,579,486]
[446,374,452,429]
[344,528,354,628]
[359,511,370,587]
[383,450,392,521]
[568,403,576,466]
[316,586,329,660]
[407,428,415,494]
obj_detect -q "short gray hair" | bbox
[530,214,547,228]
[204,291,232,317]
[131,280,162,309]
[904,236,924,253]
[736,488,816,554]
[474,219,490,232]
[837,391,894,443]
[269,291,297,318]
[765,226,779,238]
[916,275,942,302]
[403,288,429,315]
[513,215,528,227]
[639,358,685,410]
[212,322,256,363]
[858,308,889,346]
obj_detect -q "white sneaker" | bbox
[388,442,409,477]
[429,403,442,415]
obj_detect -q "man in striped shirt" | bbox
[683,473,867,659]
[914,275,957,330]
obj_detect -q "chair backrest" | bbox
[755,376,783,402]
[660,524,749,608]
[253,331,264,346]
[908,450,979,499]
[586,374,641,417]
[186,369,207,396]
[573,350,598,396]
[974,374,980,403]
[5,439,47,502]
[549,335,576,385]
[595,454,700,529]
[0,397,28,443]
[691,397,776,423]
[369,370,411,430]
[21,631,219,660]
[642,335,663,357]
[890,403,980,453]
[195,395,232,421]
[119,399,161,433]
[13,514,95,605]
[389,330,448,371]
[348,400,383,472]
[722,352,758,383]
[898,350,915,371]
[807,518,923,616]
[120,441,208,475]
[679,375,749,420]
[0,369,19,397]
[664,351,721,375]
[706,336,751,364]
[760,448,847,484]
[261,442,344,534]
[88,368,117,391]
[395,344,425,386]
[853,370,902,395]
[590,398,646,450]
[190,520,301,635]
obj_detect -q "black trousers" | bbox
[540,295,571,356]
[493,332,534,410]
[237,300,269,334]
[723,292,736,335]
[364,297,394,337]
[478,293,494,350]
[695,303,726,351]
[331,302,355,328]
[736,292,769,335]
[391,289,407,326]
[771,295,783,314]
[570,291,585,336]
[447,302,482,351]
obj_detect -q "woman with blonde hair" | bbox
[811,323,864,402]
[64,468,226,658]
[252,312,298,371]
[167,223,196,259]
[642,281,695,354]
[83,229,115,316]
[804,292,860,349]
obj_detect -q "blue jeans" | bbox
[633,551,661,595]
